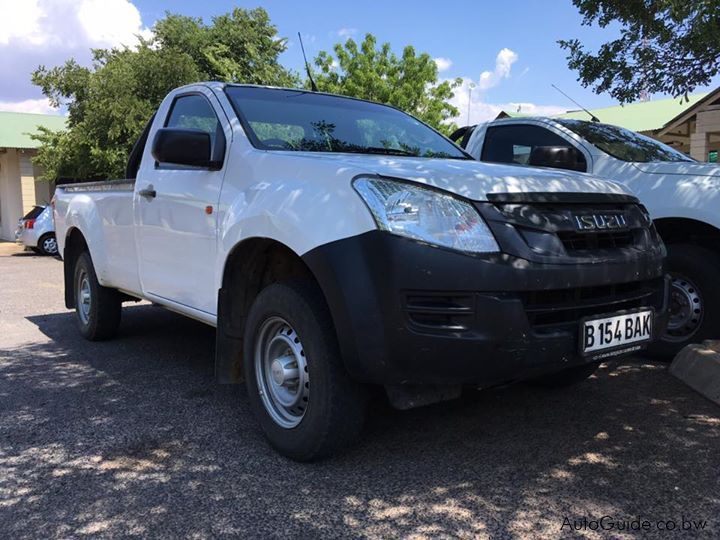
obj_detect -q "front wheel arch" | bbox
[215,238,329,384]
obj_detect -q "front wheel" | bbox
[649,244,720,358]
[73,252,121,341]
[243,281,367,461]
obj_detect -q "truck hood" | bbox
[631,161,720,177]
[275,152,631,201]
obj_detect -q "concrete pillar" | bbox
[690,110,720,162]
[18,151,37,214]
[690,132,709,161]
[0,149,23,241]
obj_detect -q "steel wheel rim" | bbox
[664,274,703,342]
[43,236,58,254]
[254,316,309,428]
[77,271,92,325]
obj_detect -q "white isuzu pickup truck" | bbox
[452,118,720,357]
[55,83,669,460]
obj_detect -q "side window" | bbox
[164,94,225,164]
[250,122,305,149]
[481,125,586,171]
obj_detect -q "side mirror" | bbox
[151,128,215,169]
[529,146,586,172]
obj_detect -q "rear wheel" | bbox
[649,244,720,358]
[73,252,121,341]
[528,362,600,388]
[38,233,58,256]
[243,281,367,461]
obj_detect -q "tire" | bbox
[528,362,600,389]
[37,233,59,256]
[243,280,367,461]
[73,252,122,341]
[648,244,720,359]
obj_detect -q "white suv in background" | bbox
[15,205,58,256]
[453,118,720,357]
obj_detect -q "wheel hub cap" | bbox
[270,356,299,386]
[44,237,57,254]
[665,275,703,342]
[254,317,309,428]
[77,272,92,325]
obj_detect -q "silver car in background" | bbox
[15,205,58,256]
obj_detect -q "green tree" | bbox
[560,0,720,103]
[32,8,296,181]
[313,34,461,133]
[153,8,297,86]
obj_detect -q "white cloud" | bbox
[446,50,565,125]
[450,77,566,124]
[77,0,151,46]
[336,28,357,38]
[434,57,452,72]
[477,48,518,90]
[0,0,149,49]
[0,0,45,46]
[0,0,151,105]
[0,98,59,114]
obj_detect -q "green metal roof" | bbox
[498,111,530,118]
[0,111,66,149]
[555,93,709,132]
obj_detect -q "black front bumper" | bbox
[303,230,669,386]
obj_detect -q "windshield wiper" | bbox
[357,146,419,157]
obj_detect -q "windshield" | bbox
[555,119,693,163]
[225,86,468,159]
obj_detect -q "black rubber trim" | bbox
[302,230,669,386]
[486,192,639,204]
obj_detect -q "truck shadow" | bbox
[1,305,718,538]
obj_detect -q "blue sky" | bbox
[137,0,617,108]
[1,0,716,122]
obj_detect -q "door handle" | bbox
[138,187,156,199]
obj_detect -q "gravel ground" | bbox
[1,242,719,539]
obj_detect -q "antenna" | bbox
[298,32,318,92]
[551,84,600,122]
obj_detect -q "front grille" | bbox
[557,230,636,252]
[403,293,475,334]
[521,278,664,331]
[485,201,653,259]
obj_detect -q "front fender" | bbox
[215,176,376,288]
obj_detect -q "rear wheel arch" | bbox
[63,228,89,308]
[215,237,332,383]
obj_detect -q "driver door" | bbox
[135,88,230,316]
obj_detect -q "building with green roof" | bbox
[554,92,709,134]
[0,111,66,241]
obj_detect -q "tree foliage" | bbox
[32,8,295,181]
[560,0,720,103]
[313,34,461,133]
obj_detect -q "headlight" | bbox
[353,177,499,253]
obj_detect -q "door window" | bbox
[164,94,225,164]
[481,124,586,171]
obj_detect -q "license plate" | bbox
[581,309,653,356]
